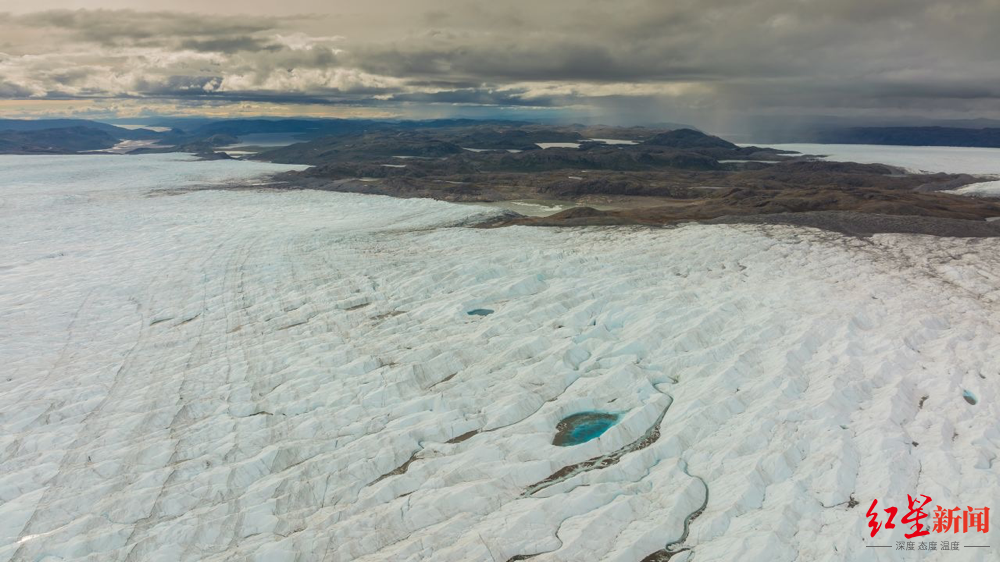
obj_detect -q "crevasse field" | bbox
[1,154,999,562]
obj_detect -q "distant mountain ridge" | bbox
[181,118,536,138]
[0,127,120,154]
[0,119,158,140]
[643,129,737,149]
[257,126,763,172]
[815,127,1000,148]
[0,117,700,156]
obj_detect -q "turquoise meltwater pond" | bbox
[553,412,620,446]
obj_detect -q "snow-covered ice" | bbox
[757,143,1000,176]
[947,180,1000,198]
[1,154,999,561]
[755,143,1000,198]
[536,143,582,149]
[586,139,638,146]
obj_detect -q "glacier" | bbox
[1,154,999,561]
[759,143,1000,175]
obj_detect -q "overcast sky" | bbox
[2,0,999,130]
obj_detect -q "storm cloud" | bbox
[1,0,999,127]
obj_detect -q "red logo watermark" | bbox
[866,495,990,552]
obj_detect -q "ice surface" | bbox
[221,133,306,148]
[586,139,638,145]
[462,148,523,153]
[946,180,1000,198]
[758,143,1000,175]
[2,154,1000,561]
[536,142,582,149]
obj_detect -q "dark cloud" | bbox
[388,88,558,107]
[179,37,283,53]
[1,1,999,128]
[7,9,279,44]
[349,42,703,83]
[0,80,33,97]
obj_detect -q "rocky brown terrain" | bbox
[248,124,1000,234]
[8,118,996,234]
